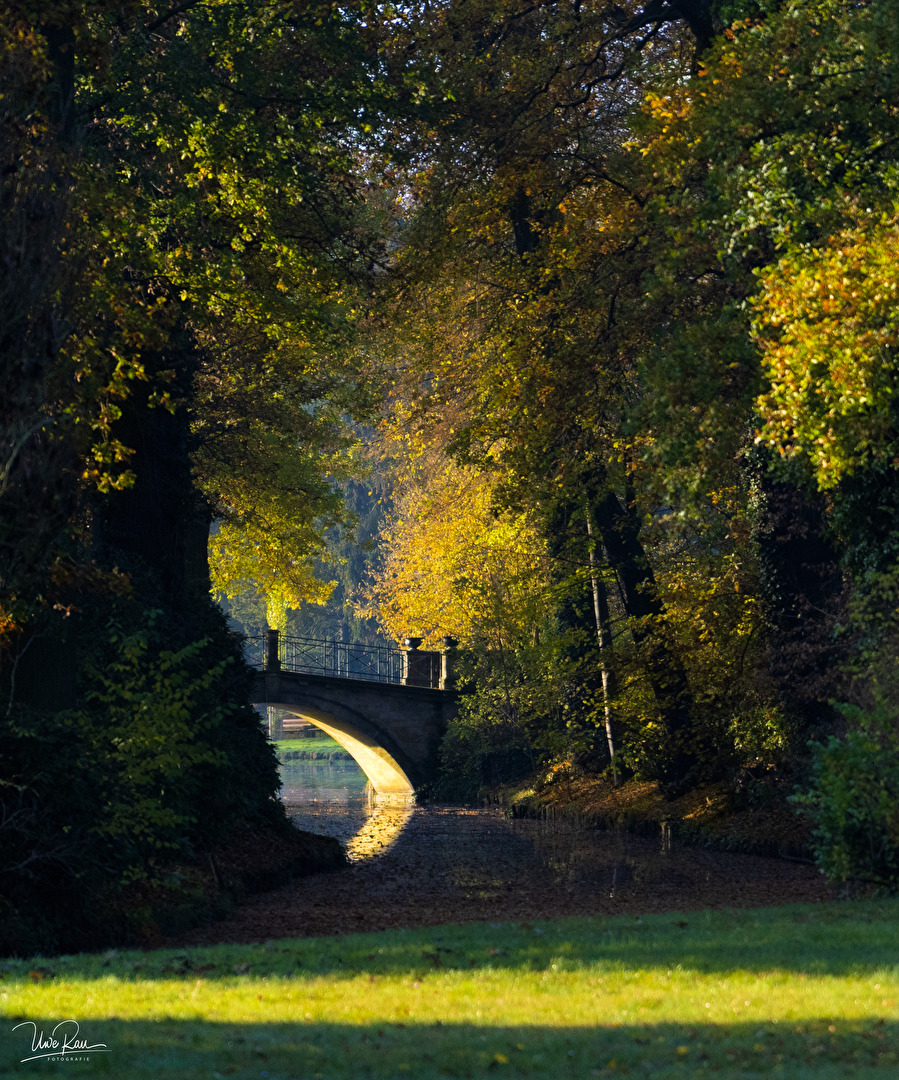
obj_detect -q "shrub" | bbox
[429,641,574,801]
[793,699,899,887]
[0,601,281,953]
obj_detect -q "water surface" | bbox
[176,758,835,946]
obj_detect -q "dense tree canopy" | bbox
[5,0,899,948]
[0,0,389,950]
[360,0,899,804]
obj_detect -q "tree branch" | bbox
[146,0,205,35]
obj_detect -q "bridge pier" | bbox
[265,628,281,672]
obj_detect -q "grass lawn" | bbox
[272,735,350,760]
[2,900,898,1077]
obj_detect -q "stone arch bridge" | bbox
[248,631,458,804]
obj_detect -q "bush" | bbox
[792,699,899,887]
[65,628,234,875]
[429,641,573,801]
[0,600,282,953]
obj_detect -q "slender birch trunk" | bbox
[585,503,619,786]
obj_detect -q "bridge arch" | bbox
[251,670,456,804]
[261,700,416,801]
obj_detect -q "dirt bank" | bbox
[490,772,815,862]
[117,822,345,949]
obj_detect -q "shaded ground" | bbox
[112,821,345,950]
[170,805,836,948]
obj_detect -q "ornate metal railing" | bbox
[244,632,406,684]
[244,630,456,689]
[242,634,267,672]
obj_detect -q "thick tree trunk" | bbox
[591,488,699,796]
[754,475,846,737]
[43,24,76,142]
[1,21,81,707]
[93,340,211,613]
[624,0,716,52]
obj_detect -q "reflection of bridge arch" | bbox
[345,806,415,860]
[251,671,456,804]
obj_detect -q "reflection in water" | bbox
[279,758,370,806]
[167,757,834,947]
[279,757,414,862]
[345,807,415,862]
[278,756,675,901]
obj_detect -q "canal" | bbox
[175,756,835,947]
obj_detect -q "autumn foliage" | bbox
[6,0,899,951]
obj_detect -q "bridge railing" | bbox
[243,630,457,689]
[242,634,267,671]
[244,632,403,684]
[288,635,405,684]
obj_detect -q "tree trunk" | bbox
[585,504,619,786]
[93,337,211,614]
[753,473,845,737]
[591,488,699,796]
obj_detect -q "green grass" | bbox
[272,735,351,760]
[3,901,899,1077]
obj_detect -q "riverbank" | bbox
[106,821,345,951]
[272,734,353,762]
[489,771,815,863]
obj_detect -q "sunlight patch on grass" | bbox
[2,901,899,1077]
